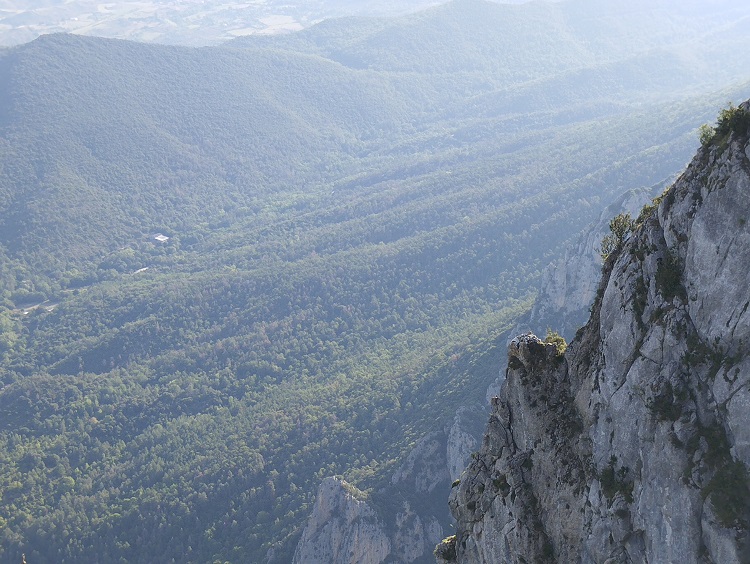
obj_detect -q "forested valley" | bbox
[1,1,750,562]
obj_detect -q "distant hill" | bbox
[1,0,750,562]
[0,33,420,278]
[235,0,750,83]
[0,0,443,47]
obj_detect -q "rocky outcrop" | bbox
[447,407,481,482]
[295,175,678,564]
[392,432,451,494]
[443,101,750,563]
[296,409,484,563]
[447,333,587,562]
[486,182,669,402]
[292,477,390,564]
[519,181,669,342]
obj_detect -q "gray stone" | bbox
[443,101,750,563]
[293,476,390,564]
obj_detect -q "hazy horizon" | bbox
[2,0,743,49]
[0,0,475,47]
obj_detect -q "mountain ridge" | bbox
[1,3,750,562]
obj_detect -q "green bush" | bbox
[716,103,750,136]
[600,213,635,262]
[699,123,716,146]
[544,329,567,356]
[700,103,750,147]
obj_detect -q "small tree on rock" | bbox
[600,212,635,262]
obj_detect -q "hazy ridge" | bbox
[1,1,750,562]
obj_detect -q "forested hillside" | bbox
[1,0,750,562]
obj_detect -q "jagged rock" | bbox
[487,182,668,401]
[434,535,457,564]
[292,477,390,564]
[295,399,487,563]
[518,180,669,343]
[392,432,451,494]
[298,180,665,564]
[447,407,481,482]
[296,427,459,563]
[451,333,585,563]
[393,501,445,562]
[445,102,750,563]
[294,473,447,564]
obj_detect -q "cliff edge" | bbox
[440,100,750,563]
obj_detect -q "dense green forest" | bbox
[2,0,750,562]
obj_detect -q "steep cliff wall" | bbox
[518,181,669,342]
[292,477,391,564]
[441,102,750,563]
[486,182,669,401]
[294,409,484,564]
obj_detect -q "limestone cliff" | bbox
[487,182,669,401]
[294,409,484,564]
[440,101,750,563]
[517,180,670,342]
[292,477,390,564]
[295,177,675,564]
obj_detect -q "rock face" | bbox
[488,182,668,402]
[447,407,481,482]
[442,102,750,563]
[392,432,452,494]
[292,477,390,564]
[295,409,484,564]
[519,181,669,342]
[295,178,675,564]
